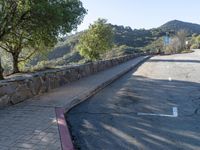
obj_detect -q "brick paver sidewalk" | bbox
[0,56,149,150]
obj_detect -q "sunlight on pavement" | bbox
[102,123,144,148]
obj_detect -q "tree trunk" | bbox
[0,58,4,80]
[12,52,20,73]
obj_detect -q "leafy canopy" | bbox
[0,0,86,73]
[78,19,114,61]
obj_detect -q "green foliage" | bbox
[78,19,114,61]
[190,34,200,49]
[24,51,83,72]
[142,38,163,53]
[104,45,140,59]
[0,0,86,74]
[163,30,188,54]
[0,0,28,40]
[111,24,169,49]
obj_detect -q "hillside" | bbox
[28,20,200,69]
[111,25,160,48]
[29,32,83,66]
[160,20,200,34]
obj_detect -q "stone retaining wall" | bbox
[0,53,147,107]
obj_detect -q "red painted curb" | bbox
[55,107,75,150]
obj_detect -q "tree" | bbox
[176,29,188,51]
[165,37,181,54]
[0,0,27,40]
[0,0,86,73]
[78,19,114,61]
[164,30,189,54]
[0,0,31,77]
[0,57,4,79]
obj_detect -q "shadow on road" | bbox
[67,72,200,150]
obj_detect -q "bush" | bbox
[190,44,199,49]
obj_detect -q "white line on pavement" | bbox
[173,107,178,117]
[137,107,178,118]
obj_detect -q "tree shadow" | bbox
[67,72,200,150]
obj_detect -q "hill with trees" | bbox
[3,19,200,75]
[39,20,200,60]
[160,20,200,35]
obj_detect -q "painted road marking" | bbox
[173,107,178,117]
[137,107,178,117]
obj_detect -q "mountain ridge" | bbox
[29,20,200,67]
[159,20,200,34]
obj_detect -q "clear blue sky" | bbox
[77,0,200,31]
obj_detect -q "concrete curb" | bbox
[64,55,151,112]
[55,107,75,150]
[56,55,151,150]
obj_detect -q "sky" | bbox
[76,0,200,32]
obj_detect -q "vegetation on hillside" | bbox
[24,20,200,72]
[142,37,163,53]
[1,2,200,81]
[160,20,200,35]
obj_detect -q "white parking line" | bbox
[173,107,178,117]
[137,107,178,118]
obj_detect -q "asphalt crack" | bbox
[194,107,200,115]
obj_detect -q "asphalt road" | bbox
[67,50,200,150]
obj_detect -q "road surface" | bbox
[67,50,200,150]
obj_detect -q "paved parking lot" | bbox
[67,50,200,150]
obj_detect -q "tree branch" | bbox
[18,50,36,62]
[0,44,12,53]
